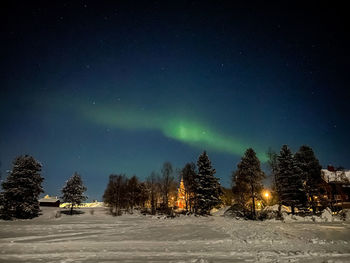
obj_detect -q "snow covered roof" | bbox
[39,195,60,203]
[321,169,350,183]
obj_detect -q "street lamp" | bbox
[263,190,270,206]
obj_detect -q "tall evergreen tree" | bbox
[195,151,222,215]
[1,155,44,219]
[61,172,87,215]
[276,145,306,214]
[233,148,265,219]
[294,145,322,213]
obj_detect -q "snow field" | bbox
[0,207,349,262]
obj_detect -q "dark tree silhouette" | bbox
[275,145,306,214]
[103,174,128,216]
[160,162,174,213]
[294,145,322,214]
[147,172,160,215]
[233,148,265,219]
[181,162,197,212]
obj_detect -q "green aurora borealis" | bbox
[1,1,348,202]
[84,105,268,162]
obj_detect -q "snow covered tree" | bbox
[1,155,44,219]
[195,151,222,215]
[232,148,265,219]
[294,145,322,214]
[276,145,306,214]
[61,172,87,215]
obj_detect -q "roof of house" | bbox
[321,169,350,183]
[39,195,60,203]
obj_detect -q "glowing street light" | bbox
[263,190,271,206]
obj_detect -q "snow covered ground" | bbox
[0,207,350,262]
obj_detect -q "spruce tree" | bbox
[61,172,87,215]
[276,145,306,214]
[233,148,265,219]
[294,145,322,214]
[1,155,44,219]
[195,151,222,215]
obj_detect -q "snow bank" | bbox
[263,204,291,213]
[320,208,333,222]
[281,208,335,223]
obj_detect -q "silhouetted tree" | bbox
[1,155,44,219]
[137,182,149,208]
[196,151,222,215]
[294,145,322,214]
[232,170,250,212]
[160,162,174,213]
[181,162,197,212]
[103,174,128,216]
[275,145,306,214]
[127,175,139,211]
[147,172,159,215]
[233,148,265,219]
[61,172,87,215]
[266,148,280,207]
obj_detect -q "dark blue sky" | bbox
[1,1,349,201]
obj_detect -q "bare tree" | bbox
[160,162,174,213]
[147,172,159,215]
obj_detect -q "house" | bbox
[321,166,350,209]
[39,195,60,207]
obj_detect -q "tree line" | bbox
[0,144,333,220]
[232,145,327,219]
[0,151,223,219]
[103,151,222,216]
[0,155,87,219]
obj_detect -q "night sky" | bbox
[1,1,349,201]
